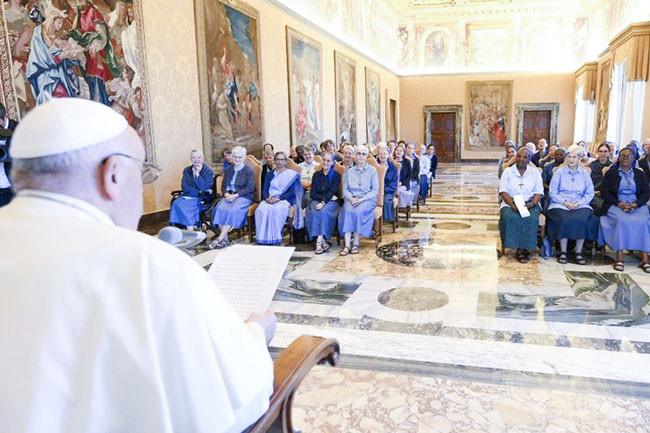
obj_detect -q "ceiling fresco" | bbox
[274,0,650,74]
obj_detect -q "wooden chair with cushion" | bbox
[247,154,262,167]
[366,157,385,248]
[248,336,340,433]
[243,159,262,243]
[313,155,323,165]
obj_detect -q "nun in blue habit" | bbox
[209,146,255,249]
[598,146,650,273]
[338,145,379,256]
[255,151,304,245]
[169,149,214,228]
[377,145,398,222]
[305,152,341,254]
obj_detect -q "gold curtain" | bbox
[575,64,597,101]
[611,26,650,81]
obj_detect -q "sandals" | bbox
[557,253,568,264]
[640,262,650,274]
[350,245,360,254]
[613,261,624,272]
[315,243,324,255]
[208,238,230,250]
[517,251,530,264]
[339,246,350,256]
[322,241,330,252]
[575,254,587,265]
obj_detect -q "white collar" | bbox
[18,189,114,225]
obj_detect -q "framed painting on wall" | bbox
[334,51,356,145]
[364,67,380,145]
[466,80,512,151]
[0,0,155,161]
[195,0,263,164]
[286,27,323,148]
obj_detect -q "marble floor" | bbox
[143,163,650,432]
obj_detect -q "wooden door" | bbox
[522,110,551,144]
[429,112,456,162]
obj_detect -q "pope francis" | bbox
[0,98,275,433]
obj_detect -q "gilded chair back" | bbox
[245,159,262,202]
[333,162,345,197]
[246,154,261,167]
[286,158,302,175]
[313,155,323,165]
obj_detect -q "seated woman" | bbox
[377,145,398,222]
[598,146,650,272]
[498,143,517,178]
[305,152,341,254]
[547,145,599,265]
[393,144,415,208]
[499,148,544,263]
[209,146,255,249]
[338,145,379,256]
[255,151,304,245]
[261,150,274,187]
[169,149,214,229]
[589,142,612,214]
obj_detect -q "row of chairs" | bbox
[171,155,413,246]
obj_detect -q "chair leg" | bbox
[248,216,254,243]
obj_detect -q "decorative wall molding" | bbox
[515,103,560,146]
[423,104,463,161]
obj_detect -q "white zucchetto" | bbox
[11,98,128,159]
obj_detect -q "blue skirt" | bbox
[305,201,340,239]
[383,194,395,222]
[212,196,252,229]
[598,205,650,252]
[169,196,200,226]
[338,199,377,238]
[499,205,541,250]
[255,199,291,245]
[547,208,599,240]
[398,185,414,207]
[419,175,429,199]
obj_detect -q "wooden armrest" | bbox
[248,335,340,433]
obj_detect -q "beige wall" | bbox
[399,73,576,159]
[140,0,400,214]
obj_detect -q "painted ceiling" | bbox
[275,0,650,74]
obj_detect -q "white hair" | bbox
[356,144,369,154]
[190,149,204,158]
[566,144,584,158]
[231,145,247,158]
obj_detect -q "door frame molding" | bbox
[423,105,463,162]
[515,103,560,146]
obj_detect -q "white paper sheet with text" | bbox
[208,245,294,318]
[513,194,530,217]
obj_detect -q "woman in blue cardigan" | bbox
[209,146,255,248]
[305,151,341,253]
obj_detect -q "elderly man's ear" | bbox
[100,155,124,201]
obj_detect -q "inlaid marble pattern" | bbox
[478,271,650,326]
[174,163,650,398]
[292,366,650,433]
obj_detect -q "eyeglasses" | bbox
[103,153,161,184]
[356,152,368,156]
[619,153,634,159]
[274,157,287,162]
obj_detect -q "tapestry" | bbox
[364,66,380,145]
[0,0,154,161]
[466,80,512,149]
[286,27,322,147]
[334,50,355,145]
[195,0,263,162]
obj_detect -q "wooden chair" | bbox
[248,336,340,433]
[247,154,262,167]
[243,160,262,243]
[313,155,323,165]
[366,157,385,248]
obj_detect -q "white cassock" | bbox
[0,190,273,433]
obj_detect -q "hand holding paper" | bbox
[513,194,530,217]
